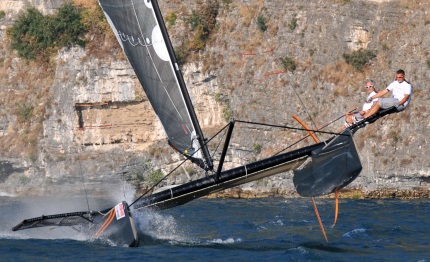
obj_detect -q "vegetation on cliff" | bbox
[342,49,377,72]
[7,3,87,60]
[1,1,116,161]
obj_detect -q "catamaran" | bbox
[13,0,394,246]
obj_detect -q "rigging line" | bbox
[291,84,319,134]
[211,126,228,160]
[78,143,91,214]
[235,120,345,136]
[130,122,232,207]
[233,121,293,164]
[273,107,358,155]
[129,156,189,207]
[73,105,91,213]
[105,101,128,201]
[233,124,275,165]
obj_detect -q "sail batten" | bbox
[98,0,212,169]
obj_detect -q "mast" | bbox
[150,0,213,170]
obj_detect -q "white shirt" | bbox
[386,80,412,106]
[363,91,378,111]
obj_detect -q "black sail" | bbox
[98,0,212,169]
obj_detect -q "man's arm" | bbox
[398,94,410,106]
[371,89,389,100]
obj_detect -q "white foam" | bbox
[0,192,16,197]
[133,209,193,243]
[343,228,367,238]
[209,237,242,244]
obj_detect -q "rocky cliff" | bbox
[0,0,429,199]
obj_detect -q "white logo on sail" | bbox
[152,25,169,61]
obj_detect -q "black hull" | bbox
[95,201,139,247]
[13,201,139,247]
[348,106,397,133]
[293,129,362,197]
[134,141,326,211]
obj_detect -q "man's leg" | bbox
[363,102,381,118]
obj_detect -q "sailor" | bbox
[344,80,379,127]
[363,69,412,118]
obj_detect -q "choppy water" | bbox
[0,197,429,261]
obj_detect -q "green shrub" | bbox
[187,2,218,51]
[7,3,87,60]
[214,93,232,121]
[0,10,5,19]
[53,3,87,47]
[188,10,202,30]
[149,170,164,184]
[426,59,430,69]
[165,11,177,26]
[174,44,189,67]
[280,56,297,72]
[18,104,34,123]
[256,15,267,32]
[189,24,209,50]
[222,101,233,122]
[253,143,262,154]
[342,49,377,72]
[382,43,389,51]
[19,175,31,185]
[288,14,298,31]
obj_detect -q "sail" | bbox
[98,0,212,170]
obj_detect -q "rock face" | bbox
[0,0,429,198]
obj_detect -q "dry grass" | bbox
[399,0,424,10]
[238,4,258,27]
[267,22,279,36]
[201,52,214,73]
[319,61,366,88]
[224,18,237,32]
[73,0,124,61]
[254,56,267,68]
[0,34,54,159]
[247,34,265,51]
[229,55,244,68]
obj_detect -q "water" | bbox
[0,197,429,261]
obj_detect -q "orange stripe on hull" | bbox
[94,209,116,238]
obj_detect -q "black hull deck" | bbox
[13,201,139,247]
[348,106,397,133]
[133,141,326,210]
[134,129,361,210]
